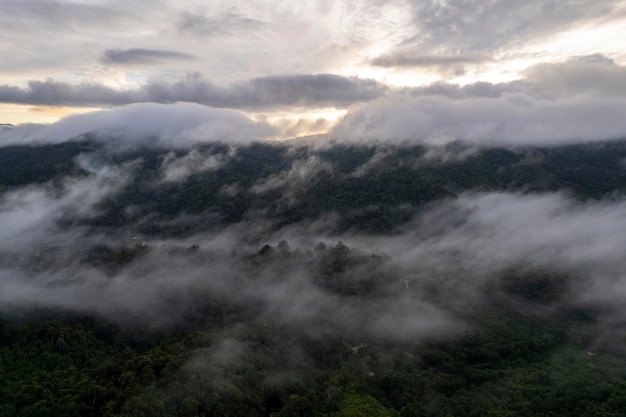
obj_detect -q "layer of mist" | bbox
[1,137,626,343]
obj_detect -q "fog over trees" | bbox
[2,124,626,416]
[4,0,626,414]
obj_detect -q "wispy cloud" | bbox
[372,51,492,68]
[177,10,266,36]
[368,0,620,79]
[402,0,614,54]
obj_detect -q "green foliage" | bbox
[5,303,626,417]
[4,139,626,415]
[336,392,393,417]
[0,140,99,191]
[8,139,626,236]
[81,243,150,275]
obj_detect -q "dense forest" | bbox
[2,136,626,416]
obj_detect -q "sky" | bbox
[2,0,626,144]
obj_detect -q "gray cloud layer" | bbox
[0,74,386,109]
[2,55,626,146]
[0,81,137,107]
[101,48,197,65]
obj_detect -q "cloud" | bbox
[177,10,266,36]
[372,51,491,68]
[0,0,200,86]
[0,211,464,337]
[5,56,626,147]
[404,0,613,53]
[371,50,492,77]
[521,54,626,98]
[3,185,626,335]
[0,0,129,31]
[141,74,387,109]
[397,55,626,101]
[251,155,334,209]
[0,80,139,107]
[332,93,626,146]
[0,174,127,254]
[333,56,626,146]
[0,74,386,110]
[160,149,225,182]
[343,191,626,320]
[101,48,197,65]
[369,0,618,75]
[227,74,387,108]
[0,102,275,147]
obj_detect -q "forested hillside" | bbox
[2,137,626,416]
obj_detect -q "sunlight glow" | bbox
[255,108,348,140]
[0,104,104,126]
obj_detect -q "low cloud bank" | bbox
[0,102,275,148]
[333,56,626,146]
[4,56,626,148]
[332,94,626,146]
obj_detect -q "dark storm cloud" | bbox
[101,48,197,65]
[0,74,387,109]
